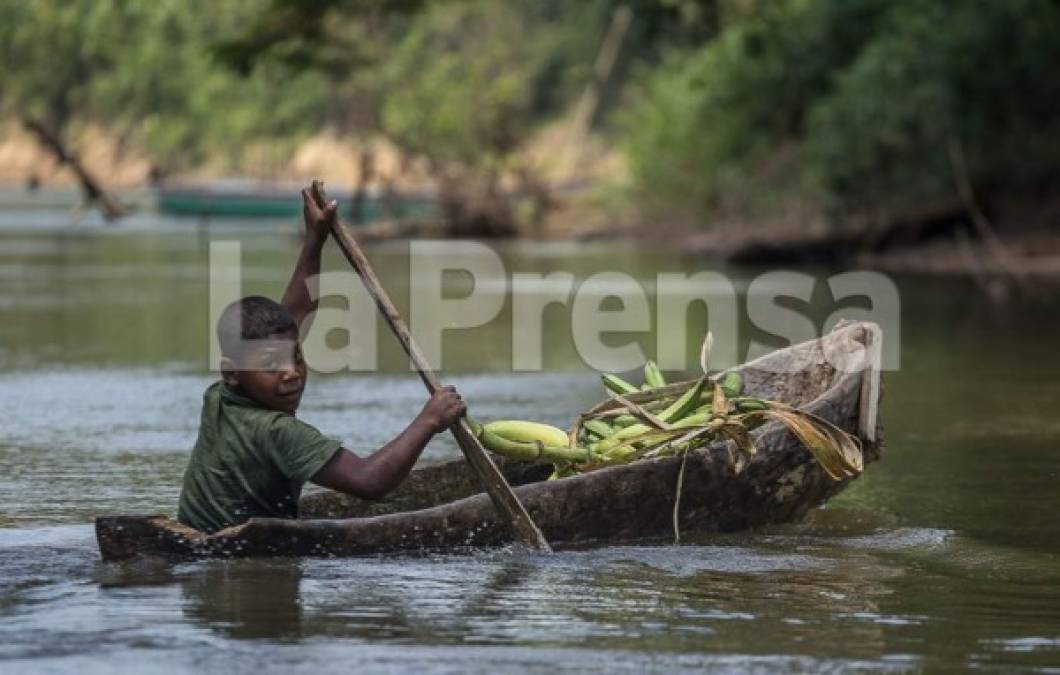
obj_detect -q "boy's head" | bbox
[217,296,306,414]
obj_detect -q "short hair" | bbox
[217,296,297,359]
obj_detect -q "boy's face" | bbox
[222,333,307,414]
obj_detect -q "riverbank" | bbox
[614,191,1060,288]
[5,119,1058,289]
[665,225,1060,280]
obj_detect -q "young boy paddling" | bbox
[178,188,465,534]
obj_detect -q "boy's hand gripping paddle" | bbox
[309,180,551,552]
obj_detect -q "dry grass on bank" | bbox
[0,116,637,240]
[0,124,152,187]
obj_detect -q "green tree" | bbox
[218,0,596,234]
[622,0,889,221]
[805,0,1060,215]
[623,0,1060,229]
[0,0,330,214]
[0,0,135,215]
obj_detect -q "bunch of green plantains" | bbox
[470,359,863,482]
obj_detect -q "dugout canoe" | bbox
[96,321,883,562]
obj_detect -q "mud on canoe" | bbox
[96,321,884,561]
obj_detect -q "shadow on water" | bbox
[98,557,308,641]
[180,561,305,641]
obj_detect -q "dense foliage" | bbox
[0,0,330,172]
[623,0,1060,224]
[1,0,1056,230]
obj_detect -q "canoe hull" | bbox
[156,185,436,221]
[96,322,883,561]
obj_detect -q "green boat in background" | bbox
[156,181,437,222]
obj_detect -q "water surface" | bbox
[2,221,1059,673]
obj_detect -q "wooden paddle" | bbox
[308,180,551,552]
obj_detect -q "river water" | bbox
[1,220,1059,673]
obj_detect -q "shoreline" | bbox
[3,175,1059,287]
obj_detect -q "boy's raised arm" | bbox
[281,188,338,330]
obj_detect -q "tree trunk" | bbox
[436,170,517,238]
[349,148,375,224]
[21,117,127,221]
[560,5,632,175]
[515,166,554,238]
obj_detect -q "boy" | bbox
[177,188,465,534]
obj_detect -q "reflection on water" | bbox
[2,226,1060,672]
[182,560,305,641]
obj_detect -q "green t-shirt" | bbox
[177,381,343,534]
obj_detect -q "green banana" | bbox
[591,378,709,453]
[672,410,711,428]
[695,372,744,405]
[483,420,570,447]
[595,403,725,456]
[601,373,639,396]
[719,372,744,398]
[472,350,856,481]
[480,429,589,462]
[659,377,709,421]
[478,422,588,463]
[583,419,616,439]
[686,402,713,418]
[479,428,545,460]
[734,397,768,413]
[643,360,666,389]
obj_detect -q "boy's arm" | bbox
[310,386,466,499]
[281,188,337,330]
